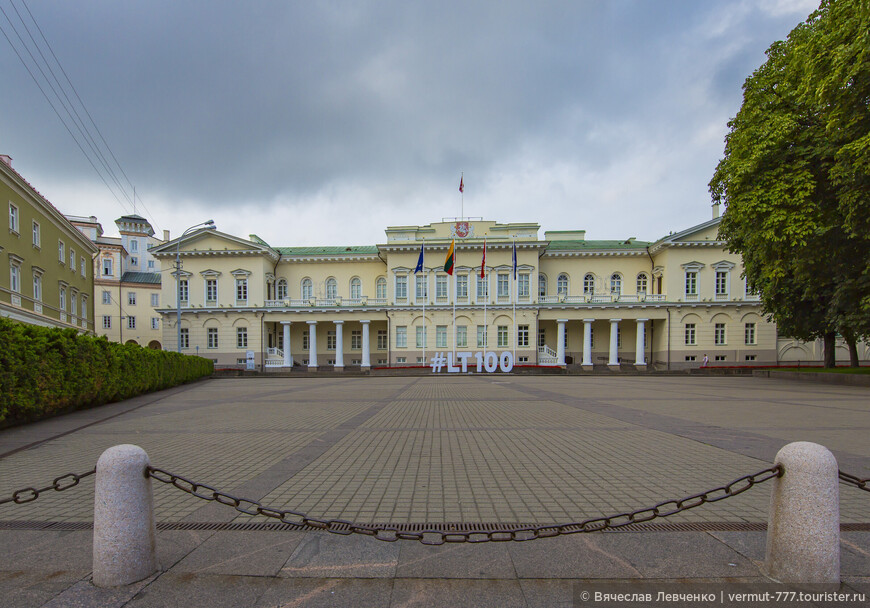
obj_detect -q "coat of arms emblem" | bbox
[452,222,474,238]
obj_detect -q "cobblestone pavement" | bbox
[0,375,867,607]
[1,375,868,526]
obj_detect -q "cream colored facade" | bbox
[147,214,869,370]
[70,215,165,348]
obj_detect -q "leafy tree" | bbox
[710,0,869,367]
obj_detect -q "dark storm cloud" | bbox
[1,0,817,239]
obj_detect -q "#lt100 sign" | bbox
[430,351,514,373]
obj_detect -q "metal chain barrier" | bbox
[839,470,870,493]
[146,464,783,545]
[0,468,96,506]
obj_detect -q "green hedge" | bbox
[0,317,213,426]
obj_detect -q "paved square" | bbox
[1,375,868,527]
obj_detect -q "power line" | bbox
[0,0,163,233]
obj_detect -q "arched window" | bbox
[350,277,361,299]
[610,273,622,294]
[557,273,569,295]
[376,277,387,299]
[301,278,313,300]
[636,273,648,295]
[276,279,288,300]
[326,277,337,300]
[538,274,547,297]
[583,273,594,294]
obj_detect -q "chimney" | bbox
[0,155,11,167]
[163,229,170,242]
[712,202,720,219]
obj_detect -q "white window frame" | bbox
[128,292,137,306]
[415,274,428,301]
[102,257,113,277]
[376,277,387,300]
[301,278,313,300]
[497,325,508,348]
[151,317,160,330]
[9,203,19,233]
[151,293,159,307]
[415,325,427,348]
[102,290,111,305]
[456,274,468,299]
[32,220,40,247]
[32,271,42,301]
[476,274,488,300]
[497,273,510,298]
[102,315,112,329]
[235,278,248,303]
[9,261,21,293]
[127,315,136,330]
[207,327,219,349]
[745,323,756,345]
[351,330,362,350]
[714,323,726,345]
[180,328,189,349]
[59,241,65,264]
[377,329,387,350]
[326,330,336,350]
[685,323,696,346]
[435,274,448,299]
[59,285,67,311]
[457,325,468,347]
[326,277,337,300]
[179,279,189,304]
[637,273,648,295]
[518,324,529,347]
[476,325,487,348]
[685,271,698,296]
[436,325,447,348]
[395,275,408,300]
[276,279,288,300]
[396,325,407,348]
[610,273,622,295]
[557,273,568,295]
[205,278,218,304]
[350,277,362,299]
[237,327,248,348]
[518,273,530,298]
[538,274,547,297]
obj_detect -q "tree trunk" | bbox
[844,333,859,368]
[823,332,836,368]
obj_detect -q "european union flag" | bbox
[414,243,424,273]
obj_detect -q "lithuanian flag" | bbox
[444,239,455,275]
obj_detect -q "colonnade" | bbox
[279,320,372,370]
[555,318,648,368]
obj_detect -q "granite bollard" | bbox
[93,444,159,587]
[765,441,839,584]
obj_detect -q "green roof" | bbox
[545,240,651,251]
[121,272,161,285]
[276,246,379,256]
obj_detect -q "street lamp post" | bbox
[176,220,216,353]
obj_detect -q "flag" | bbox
[459,176,464,193]
[512,241,517,280]
[414,243,424,273]
[444,240,455,275]
[480,238,486,279]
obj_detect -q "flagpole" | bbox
[482,239,486,354]
[513,240,517,365]
[422,268,426,368]
[460,171,464,220]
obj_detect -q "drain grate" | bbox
[2,520,869,533]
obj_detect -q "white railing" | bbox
[590,294,613,303]
[684,294,699,302]
[539,295,560,304]
[315,298,336,306]
[264,357,284,368]
[11,294,21,307]
[744,293,761,301]
[267,347,284,358]
[564,295,587,303]
[265,299,287,308]
[343,298,364,306]
[715,293,730,301]
[617,294,638,302]
[644,294,667,302]
[538,345,559,366]
[368,298,387,305]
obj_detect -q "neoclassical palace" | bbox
[148,211,863,371]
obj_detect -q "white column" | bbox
[282,321,292,367]
[334,320,344,369]
[609,319,621,366]
[635,319,647,366]
[360,320,371,369]
[582,319,594,367]
[557,319,568,366]
[307,321,318,368]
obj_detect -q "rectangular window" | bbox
[179,279,189,304]
[415,274,428,300]
[744,322,756,345]
[102,257,112,277]
[80,258,86,277]
[685,355,696,361]
[327,330,336,350]
[395,275,407,300]
[71,293,77,316]
[59,286,66,310]
[456,325,467,347]
[456,274,468,299]
[32,221,40,246]
[302,331,309,350]
[590,328,594,349]
[32,274,42,301]
[80,296,87,320]
[70,249,75,269]
[685,271,698,295]
[518,273,530,298]
[151,293,159,307]
[497,273,509,297]
[10,263,20,293]
[715,271,728,296]
[518,325,529,347]
[237,327,248,348]
[416,326,427,348]
[130,239,138,252]
[9,203,18,232]
[130,256,138,267]
[59,241,65,264]
[396,325,407,348]
[538,328,546,348]
[476,275,488,299]
[102,290,111,305]
[377,329,387,350]
[396,357,406,364]
[497,325,508,347]
[102,315,112,329]
[351,330,362,349]
[127,316,136,329]
[685,323,696,346]
[745,355,757,361]
[128,292,137,306]
[206,279,217,303]
[436,274,448,299]
[151,317,160,330]
[148,260,155,270]
[715,355,727,361]
[236,278,248,302]
[180,328,189,349]
[714,323,726,345]
[376,279,387,300]
[207,327,218,348]
[436,325,447,348]
[477,325,487,348]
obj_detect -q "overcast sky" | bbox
[1,0,818,246]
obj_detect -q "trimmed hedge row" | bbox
[0,317,213,426]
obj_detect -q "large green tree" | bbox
[710,0,869,367]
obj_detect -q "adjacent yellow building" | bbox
[150,213,861,370]
[1,156,97,331]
